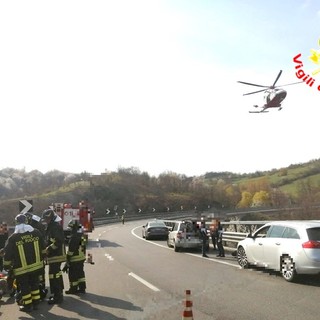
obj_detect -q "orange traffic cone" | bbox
[86,252,95,265]
[182,289,194,320]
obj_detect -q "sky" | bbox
[1,0,320,177]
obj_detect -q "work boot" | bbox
[65,288,78,294]
[78,284,86,294]
[48,294,63,305]
[19,304,33,312]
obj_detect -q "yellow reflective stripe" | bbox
[31,289,40,300]
[13,262,43,276]
[49,271,63,279]
[34,241,40,263]
[47,255,66,264]
[22,293,32,300]
[70,255,86,262]
[22,293,32,305]
[18,243,27,268]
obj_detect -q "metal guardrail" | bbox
[94,215,271,251]
[219,221,269,250]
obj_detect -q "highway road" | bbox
[1,219,320,319]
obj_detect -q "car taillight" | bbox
[302,240,320,249]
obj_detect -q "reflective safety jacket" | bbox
[67,232,86,263]
[45,221,66,264]
[3,229,45,276]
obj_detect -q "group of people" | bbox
[200,220,225,258]
[1,209,87,313]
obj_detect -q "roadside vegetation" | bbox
[1,158,320,224]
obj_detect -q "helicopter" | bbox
[238,70,301,113]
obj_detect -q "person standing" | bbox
[0,222,8,271]
[210,224,217,251]
[200,221,209,258]
[216,221,225,257]
[41,209,66,305]
[24,212,47,300]
[63,220,86,294]
[3,214,45,312]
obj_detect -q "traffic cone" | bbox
[182,289,194,320]
[86,252,95,264]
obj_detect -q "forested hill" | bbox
[1,159,320,224]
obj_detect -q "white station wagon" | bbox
[237,220,320,282]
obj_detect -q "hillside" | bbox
[1,159,320,224]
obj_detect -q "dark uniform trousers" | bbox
[68,261,86,291]
[49,262,64,297]
[16,271,41,307]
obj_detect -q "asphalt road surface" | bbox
[1,219,320,319]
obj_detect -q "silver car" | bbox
[237,220,320,282]
[167,220,203,252]
[142,220,169,240]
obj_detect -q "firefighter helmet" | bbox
[41,209,56,223]
[15,214,27,225]
[23,212,33,224]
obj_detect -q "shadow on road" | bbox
[80,292,143,311]
[247,266,320,286]
[87,239,122,248]
[1,292,141,320]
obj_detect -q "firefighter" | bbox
[3,214,45,312]
[41,209,66,305]
[63,219,86,294]
[0,222,8,271]
[24,212,48,300]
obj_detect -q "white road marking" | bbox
[128,272,160,292]
[185,252,241,268]
[104,253,114,261]
[131,225,240,268]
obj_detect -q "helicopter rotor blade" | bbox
[277,81,304,87]
[272,70,282,87]
[237,81,268,88]
[243,88,267,96]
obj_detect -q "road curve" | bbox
[1,219,320,320]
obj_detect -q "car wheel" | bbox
[281,255,297,282]
[174,240,180,252]
[237,246,249,268]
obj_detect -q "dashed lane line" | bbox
[128,272,160,292]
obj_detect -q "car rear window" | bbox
[149,222,166,227]
[282,227,300,239]
[306,228,320,241]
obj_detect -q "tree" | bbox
[251,191,270,207]
[237,191,253,208]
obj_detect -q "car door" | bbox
[168,222,178,245]
[262,225,286,269]
[249,225,272,264]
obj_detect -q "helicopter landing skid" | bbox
[249,110,269,113]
